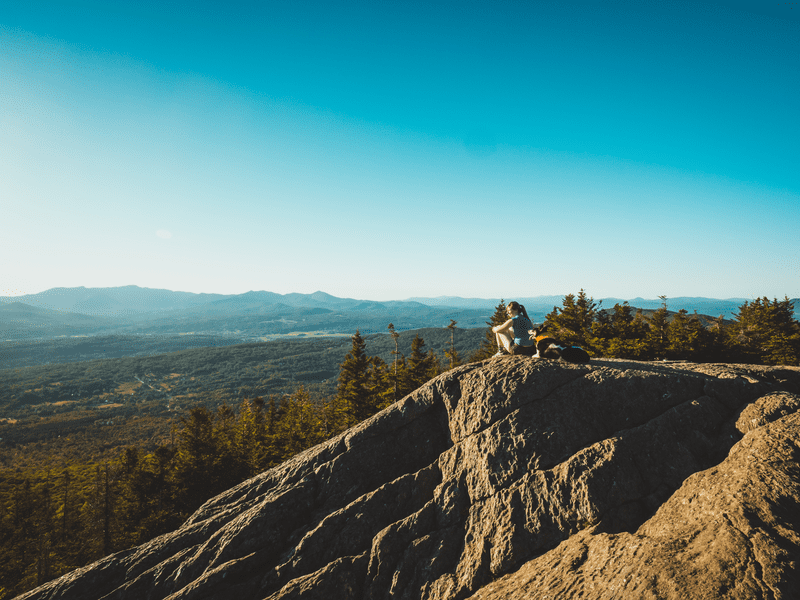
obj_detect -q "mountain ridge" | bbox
[2,285,788,316]
[0,287,494,342]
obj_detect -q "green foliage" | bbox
[406,335,439,391]
[589,303,650,359]
[445,320,463,370]
[519,291,799,365]
[665,310,710,361]
[0,389,342,598]
[336,331,381,427]
[729,297,800,365]
[645,298,670,359]
[545,290,597,350]
[0,328,485,474]
[387,324,401,403]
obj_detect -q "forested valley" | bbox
[2,294,799,598]
[0,325,483,598]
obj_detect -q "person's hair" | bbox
[508,301,530,321]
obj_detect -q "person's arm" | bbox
[492,318,514,333]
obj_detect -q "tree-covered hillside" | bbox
[0,328,485,469]
[0,325,483,598]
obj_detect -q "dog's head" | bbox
[531,322,549,338]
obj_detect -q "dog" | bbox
[529,324,591,364]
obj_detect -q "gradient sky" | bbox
[2,0,798,301]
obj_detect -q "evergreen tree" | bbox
[146,446,178,534]
[427,349,442,379]
[387,323,401,402]
[9,478,35,592]
[336,330,380,426]
[392,354,413,400]
[58,468,71,545]
[704,314,730,363]
[666,309,708,361]
[275,387,326,458]
[234,396,267,475]
[407,334,437,391]
[730,297,800,365]
[173,406,217,512]
[86,463,116,558]
[213,404,248,490]
[592,302,648,358]
[34,479,54,587]
[545,290,597,350]
[646,296,670,360]
[589,307,613,352]
[445,320,463,369]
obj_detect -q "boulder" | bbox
[16,358,800,600]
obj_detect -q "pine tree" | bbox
[234,397,267,475]
[387,323,401,402]
[646,296,669,360]
[34,479,54,586]
[731,297,800,365]
[470,299,507,361]
[89,463,115,558]
[275,387,326,458]
[393,354,413,399]
[368,355,394,410]
[545,290,597,349]
[667,308,706,360]
[593,302,648,358]
[59,469,70,545]
[213,404,247,491]
[407,334,437,391]
[336,330,380,426]
[427,349,442,379]
[445,320,463,369]
[703,314,729,362]
[173,406,217,512]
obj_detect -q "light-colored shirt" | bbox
[512,314,534,346]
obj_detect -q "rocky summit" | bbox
[17,358,800,600]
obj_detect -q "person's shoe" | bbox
[493,350,506,358]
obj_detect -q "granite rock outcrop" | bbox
[17,358,800,600]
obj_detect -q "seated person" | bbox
[492,301,536,356]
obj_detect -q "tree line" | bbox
[535,291,799,365]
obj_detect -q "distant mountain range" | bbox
[0,287,490,341]
[1,286,797,342]
[406,295,770,318]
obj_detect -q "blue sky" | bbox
[2,0,798,301]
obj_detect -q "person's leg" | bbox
[495,331,513,353]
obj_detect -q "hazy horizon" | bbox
[0,283,768,304]
[3,1,798,301]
